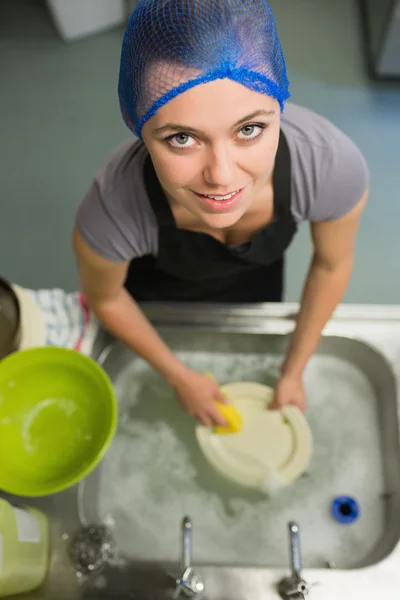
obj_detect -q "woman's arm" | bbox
[73,228,187,383]
[73,229,227,425]
[272,189,369,411]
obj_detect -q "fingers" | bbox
[269,398,307,412]
[199,413,213,428]
[210,404,228,427]
[214,389,228,405]
[268,391,280,411]
[205,373,228,404]
[197,403,227,428]
[268,400,280,411]
[175,372,231,427]
[295,399,307,413]
[179,399,227,427]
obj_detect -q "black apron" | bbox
[125,130,297,302]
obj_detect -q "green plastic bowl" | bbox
[0,347,117,497]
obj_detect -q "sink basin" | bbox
[6,304,400,600]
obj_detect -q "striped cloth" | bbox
[25,287,99,355]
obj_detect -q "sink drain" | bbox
[331,496,360,524]
[68,525,115,576]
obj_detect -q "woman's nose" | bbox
[203,144,235,189]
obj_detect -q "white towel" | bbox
[12,284,100,356]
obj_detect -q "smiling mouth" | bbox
[194,188,243,200]
[191,187,247,212]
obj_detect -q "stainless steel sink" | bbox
[4,303,400,600]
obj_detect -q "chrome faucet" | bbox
[174,517,205,598]
[278,522,317,599]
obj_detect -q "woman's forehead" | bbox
[148,77,279,132]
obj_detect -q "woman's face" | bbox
[142,78,281,230]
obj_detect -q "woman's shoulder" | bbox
[75,138,158,263]
[281,103,370,223]
[94,138,147,194]
[282,102,351,147]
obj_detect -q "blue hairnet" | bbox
[118,0,290,139]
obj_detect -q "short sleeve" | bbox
[75,181,133,262]
[308,135,370,223]
[75,179,158,263]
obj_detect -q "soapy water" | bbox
[96,352,386,568]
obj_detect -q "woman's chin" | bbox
[199,207,247,230]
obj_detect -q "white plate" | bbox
[196,382,313,491]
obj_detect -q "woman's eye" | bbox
[237,124,265,141]
[168,133,196,149]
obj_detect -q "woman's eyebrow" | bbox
[152,109,276,136]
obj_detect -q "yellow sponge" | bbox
[214,403,243,434]
[205,373,243,434]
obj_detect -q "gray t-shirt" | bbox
[76,102,370,263]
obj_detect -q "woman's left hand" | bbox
[269,375,306,413]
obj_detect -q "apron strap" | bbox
[272,129,291,214]
[143,155,176,227]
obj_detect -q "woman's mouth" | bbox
[192,187,246,211]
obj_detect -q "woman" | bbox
[73,0,369,427]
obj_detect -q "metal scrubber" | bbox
[68,525,115,576]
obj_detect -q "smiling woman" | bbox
[73,0,369,425]
[141,78,281,232]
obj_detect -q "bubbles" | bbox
[94,575,107,590]
[104,515,115,528]
[260,470,287,496]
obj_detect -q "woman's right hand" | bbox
[170,367,228,428]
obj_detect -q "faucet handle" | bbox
[174,516,204,598]
[278,577,317,599]
[175,567,205,598]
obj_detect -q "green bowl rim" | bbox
[0,346,118,497]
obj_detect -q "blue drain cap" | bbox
[331,496,360,524]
